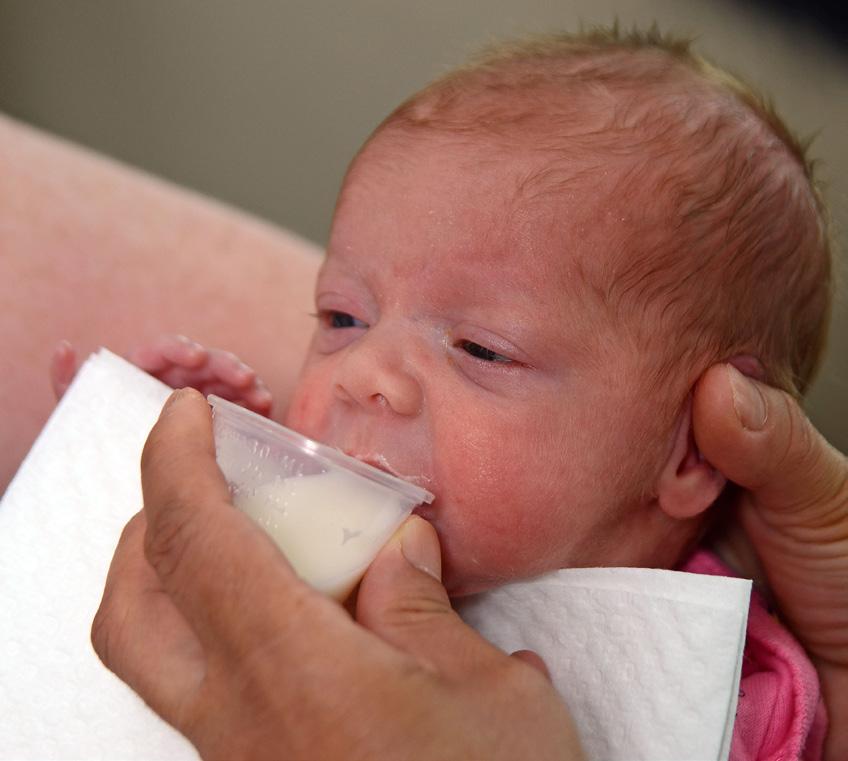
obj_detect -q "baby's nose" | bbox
[332,332,423,417]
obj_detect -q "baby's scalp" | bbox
[367,26,831,423]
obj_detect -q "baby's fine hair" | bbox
[378,25,832,398]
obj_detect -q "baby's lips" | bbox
[347,452,400,476]
[344,450,435,499]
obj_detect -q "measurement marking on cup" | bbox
[342,527,362,545]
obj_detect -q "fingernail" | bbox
[55,338,73,355]
[160,389,183,413]
[727,364,768,431]
[162,387,200,411]
[175,335,203,355]
[236,362,254,380]
[254,388,272,406]
[400,517,441,581]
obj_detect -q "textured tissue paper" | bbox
[0,349,751,761]
[456,569,751,761]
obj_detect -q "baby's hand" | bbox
[50,336,273,416]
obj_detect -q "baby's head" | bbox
[285,28,831,596]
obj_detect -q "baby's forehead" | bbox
[356,63,732,228]
[358,117,680,291]
[350,110,633,225]
[345,50,798,282]
[344,128,622,273]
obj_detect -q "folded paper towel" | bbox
[456,568,751,761]
[0,349,751,760]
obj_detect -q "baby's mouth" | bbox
[351,452,401,477]
[343,450,434,495]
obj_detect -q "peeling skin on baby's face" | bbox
[285,130,677,596]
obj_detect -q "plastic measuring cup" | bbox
[208,395,434,600]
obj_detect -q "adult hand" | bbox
[92,388,583,761]
[693,364,848,761]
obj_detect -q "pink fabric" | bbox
[681,550,827,761]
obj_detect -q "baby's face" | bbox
[285,131,677,595]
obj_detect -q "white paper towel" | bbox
[456,568,751,761]
[0,349,751,760]
[0,349,195,760]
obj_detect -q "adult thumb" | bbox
[693,363,847,520]
[356,516,502,671]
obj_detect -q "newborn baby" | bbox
[53,28,831,757]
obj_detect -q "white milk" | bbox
[233,470,407,600]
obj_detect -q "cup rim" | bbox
[207,395,435,505]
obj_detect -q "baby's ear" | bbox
[657,395,726,519]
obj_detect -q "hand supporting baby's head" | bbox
[285,27,832,594]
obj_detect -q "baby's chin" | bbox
[435,534,538,598]
[417,500,591,598]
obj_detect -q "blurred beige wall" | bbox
[1,0,845,449]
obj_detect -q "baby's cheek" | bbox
[436,429,564,591]
[283,390,309,430]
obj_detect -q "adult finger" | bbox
[140,389,333,659]
[91,511,206,723]
[510,649,553,680]
[693,363,848,519]
[356,516,508,673]
[693,363,848,665]
[694,364,848,761]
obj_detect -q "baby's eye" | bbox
[458,340,512,363]
[324,311,368,329]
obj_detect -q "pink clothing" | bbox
[681,550,828,760]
